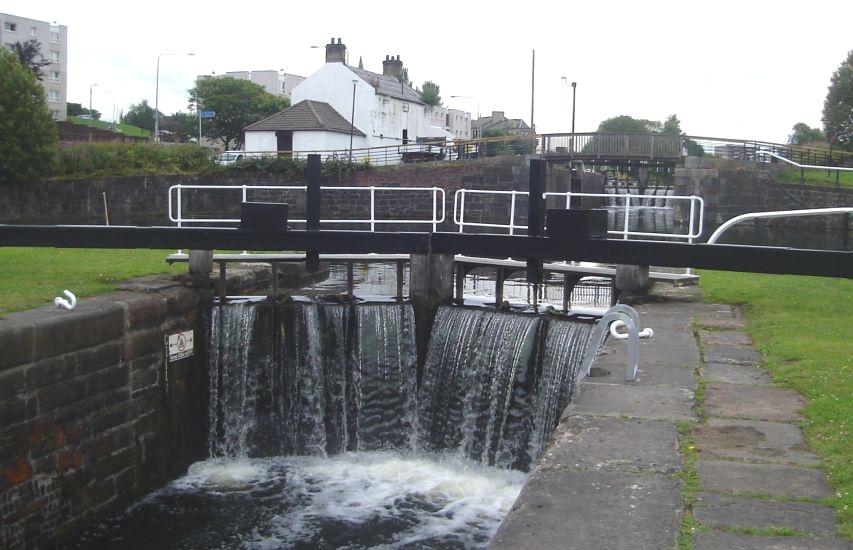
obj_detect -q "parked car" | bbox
[215,151,244,165]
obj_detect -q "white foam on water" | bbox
[182,458,272,490]
[192,450,528,548]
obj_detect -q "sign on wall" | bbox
[167,330,194,362]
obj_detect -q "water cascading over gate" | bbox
[208,300,593,471]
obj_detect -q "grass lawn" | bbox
[0,248,182,317]
[776,167,853,188]
[699,270,853,537]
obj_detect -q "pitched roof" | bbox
[347,66,423,104]
[244,100,366,136]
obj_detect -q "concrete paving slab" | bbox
[489,469,681,550]
[693,418,821,466]
[590,352,698,390]
[540,415,681,474]
[696,460,835,499]
[703,343,764,366]
[700,329,754,347]
[704,383,806,421]
[694,492,839,535]
[693,531,852,549]
[565,382,696,422]
[695,307,748,330]
[702,361,771,385]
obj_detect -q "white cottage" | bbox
[245,38,463,158]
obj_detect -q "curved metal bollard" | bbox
[54,289,77,311]
[580,304,653,381]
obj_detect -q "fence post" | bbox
[306,154,321,272]
[527,159,545,284]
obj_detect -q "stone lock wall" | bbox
[0,280,209,549]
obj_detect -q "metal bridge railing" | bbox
[167,184,446,232]
[706,207,853,245]
[453,189,705,241]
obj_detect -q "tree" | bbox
[596,115,661,134]
[188,76,289,149]
[0,50,58,183]
[10,39,50,80]
[418,81,442,107]
[788,122,826,145]
[121,100,156,133]
[170,111,200,143]
[822,50,853,151]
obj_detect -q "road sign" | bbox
[200,110,216,118]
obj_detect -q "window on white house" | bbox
[48,90,60,102]
[30,26,37,36]
[50,71,60,83]
[51,110,60,120]
[49,50,59,62]
[4,22,17,32]
[50,31,59,43]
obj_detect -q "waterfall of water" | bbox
[207,300,418,459]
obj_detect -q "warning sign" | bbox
[167,330,194,361]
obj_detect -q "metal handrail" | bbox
[580,304,653,382]
[707,207,853,245]
[756,150,853,173]
[453,189,705,241]
[168,184,446,232]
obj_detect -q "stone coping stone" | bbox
[704,383,806,421]
[702,361,771,385]
[540,415,681,475]
[700,329,754,347]
[693,418,821,466]
[696,460,835,500]
[489,469,681,550]
[693,531,851,549]
[695,307,748,330]
[588,353,698,390]
[703,344,764,366]
[565,382,696,422]
[694,492,839,536]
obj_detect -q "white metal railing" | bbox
[168,184,446,232]
[453,189,705,241]
[757,150,853,173]
[707,207,853,245]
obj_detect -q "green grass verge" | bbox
[776,168,853,188]
[0,248,183,317]
[67,116,151,138]
[699,270,853,538]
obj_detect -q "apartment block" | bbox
[1,13,68,120]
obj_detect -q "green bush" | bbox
[54,142,213,178]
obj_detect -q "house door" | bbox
[276,131,293,156]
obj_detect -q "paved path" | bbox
[490,284,849,549]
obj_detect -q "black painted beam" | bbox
[0,225,849,279]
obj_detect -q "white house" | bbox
[244,38,470,158]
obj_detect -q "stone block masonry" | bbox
[0,279,209,550]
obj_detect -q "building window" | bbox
[49,50,59,62]
[30,26,37,36]
[50,31,59,43]
[48,90,60,102]
[4,22,17,32]
[51,110,60,120]
[49,71,60,83]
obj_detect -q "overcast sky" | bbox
[5,0,851,143]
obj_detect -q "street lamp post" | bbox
[561,78,577,152]
[89,83,97,117]
[155,52,194,142]
[349,79,357,163]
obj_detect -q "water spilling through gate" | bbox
[58,299,595,549]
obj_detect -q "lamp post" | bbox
[89,83,97,118]
[561,77,577,152]
[349,79,357,163]
[155,52,195,142]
